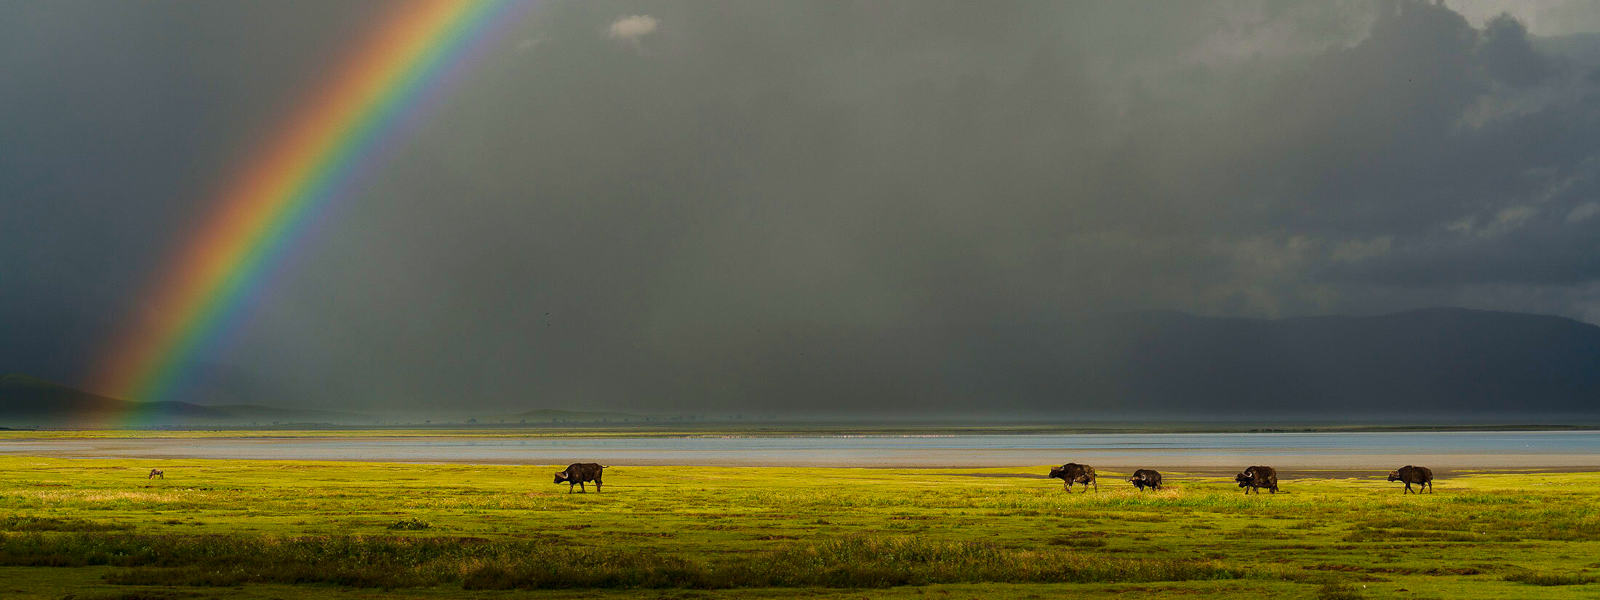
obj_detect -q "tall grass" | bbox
[466,536,1247,589]
[0,515,131,532]
[1503,571,1599,586]
[732,537,1243,588]
[0,532,1244,589]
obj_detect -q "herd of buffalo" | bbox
[1045,463,1435,494]
[542,462,1438,494]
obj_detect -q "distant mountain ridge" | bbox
[983,307,1600,414]
[0,374,123,416]
[0,374,361,426]
[502,408,640,422]
[6,307,1600,423]
[0,374,645,427]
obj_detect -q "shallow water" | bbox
[2,431,1597,469]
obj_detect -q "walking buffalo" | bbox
[1049,463,1097,492]
[1128,469,1162,491]
[1388,465,1433,494]
[554,463,607,494]
[1235,466,1278,494]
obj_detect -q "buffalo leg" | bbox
[568,482,575,494]
[578,481,586,493]
[595,480,602,493]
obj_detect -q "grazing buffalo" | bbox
[1235,466,1278,494]
[1388,465,1434,494]
[1049,463,1097,492]
[1128,469,1162,491]
[554,463,606,494]
[147,469,164,479]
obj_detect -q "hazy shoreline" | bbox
[4,430,1598,470]
[4,423,1600,438]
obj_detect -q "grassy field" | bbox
[0,456,1597,599]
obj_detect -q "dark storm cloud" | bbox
[0,0,385,385]
[4,0,1600,413]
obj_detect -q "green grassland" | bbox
[0,456,1597,599]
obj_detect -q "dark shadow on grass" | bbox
[0,532,1248,590]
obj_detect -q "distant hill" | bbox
[0,374,125,418]
[0,374,647,428]
[7,308,1600,423]
[0,374,362,427]
[498,408,643,423]
[974,308,1600,415]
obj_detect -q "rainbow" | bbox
[90,0,531,424]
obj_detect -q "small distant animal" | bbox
[1128,469,1162,491]
[1235,466,1278,494]
[1049,463,1097,492]
[1388,465,1434,494]
[554,462,606,494]
[147,469,164,480]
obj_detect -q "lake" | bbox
[2,431,1597,470]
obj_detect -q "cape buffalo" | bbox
[1235,466,1278,494]
[1388,465,1433,494]
[1128,469,1162,491]
[554,463,606,494]
[1049,463,1097,492]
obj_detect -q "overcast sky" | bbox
[4,0,1600,413]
